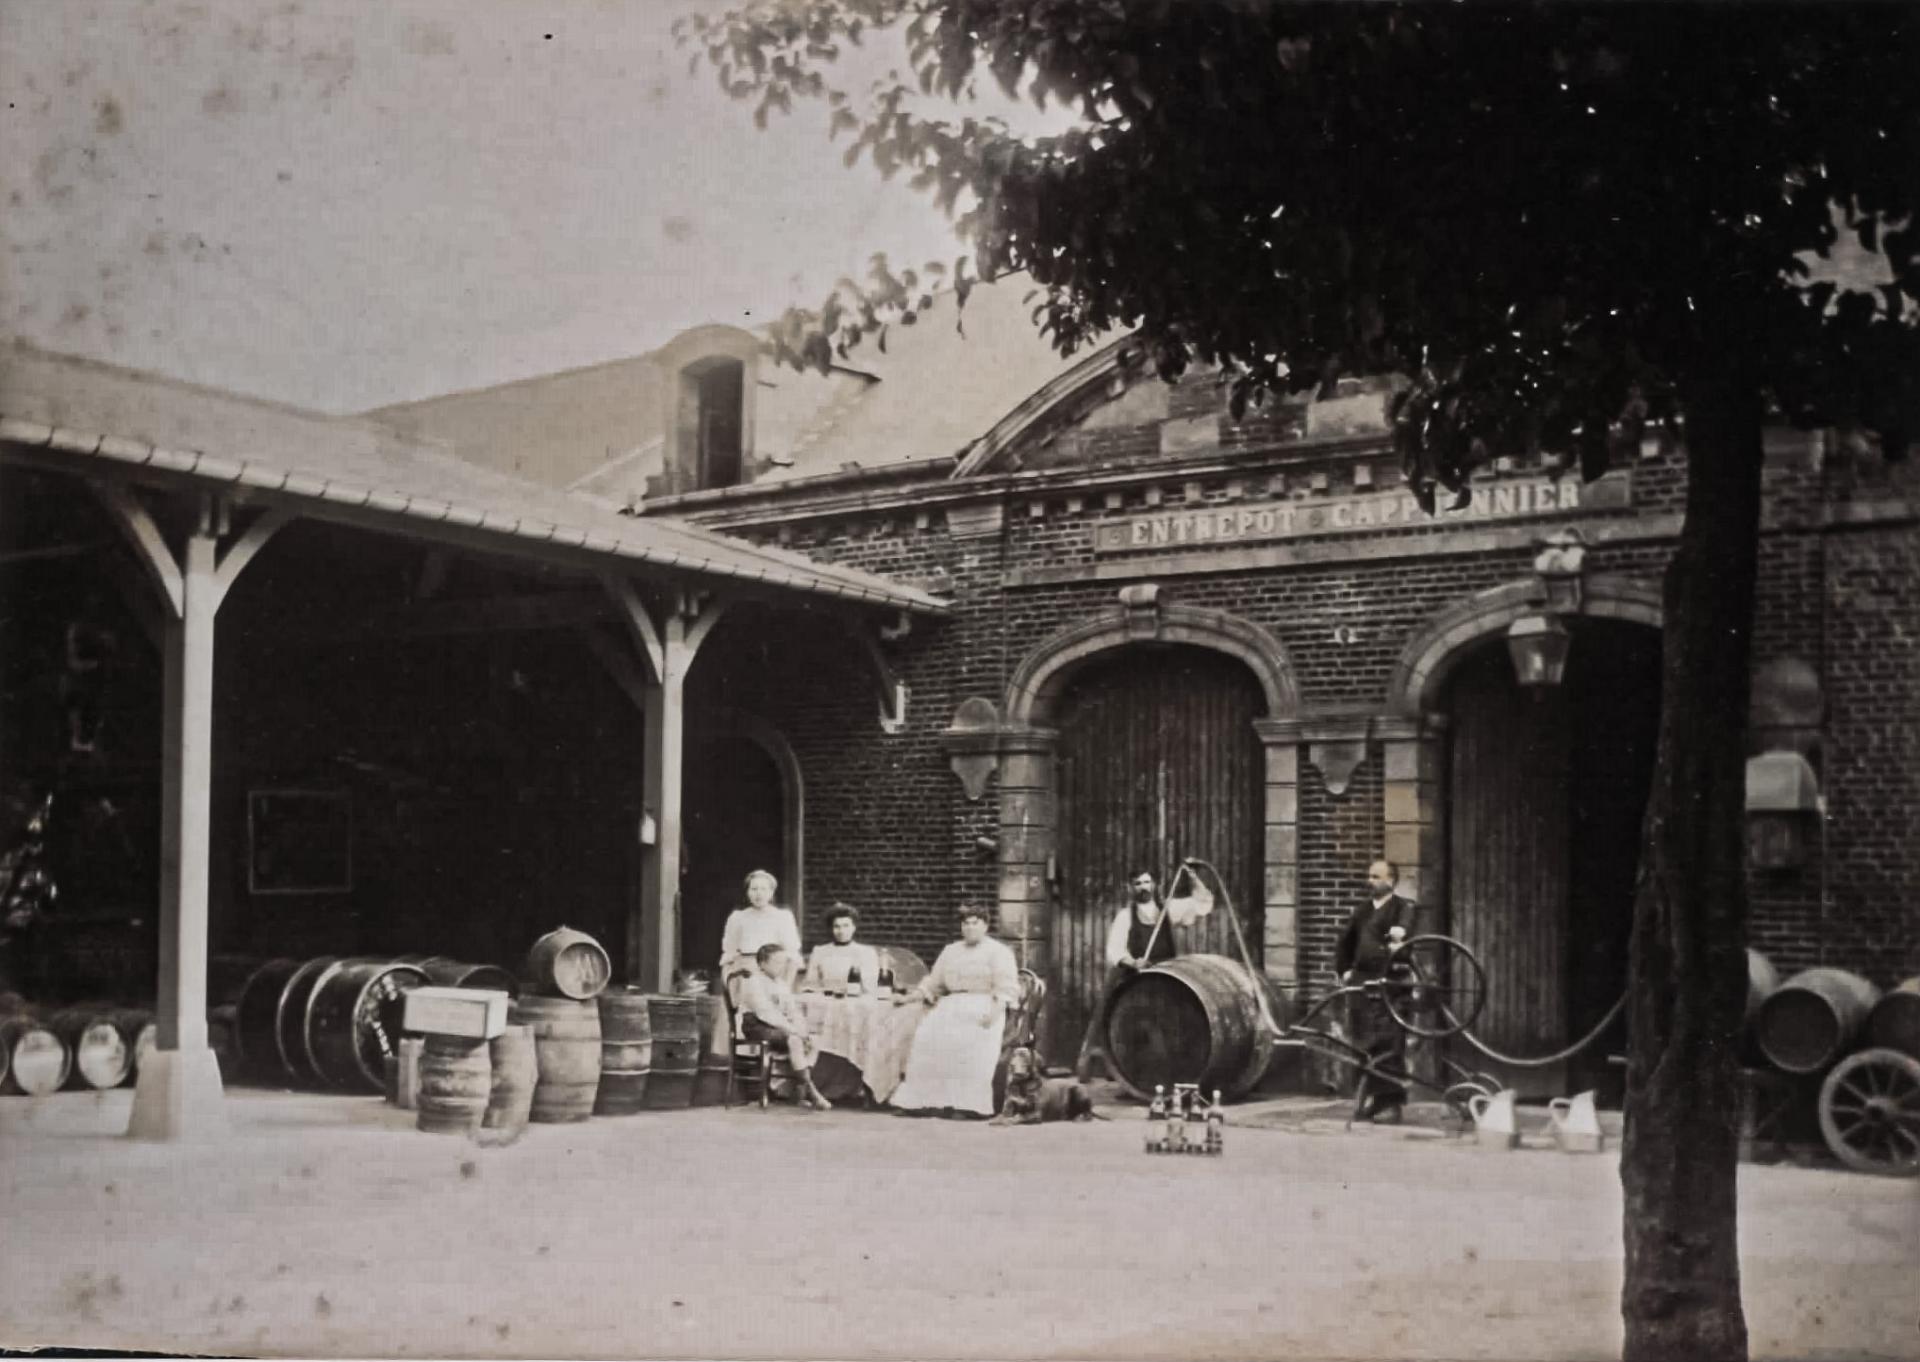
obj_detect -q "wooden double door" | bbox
[1053,646,1266,1059]
[1446,622,1660,1098]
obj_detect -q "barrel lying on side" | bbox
[1105,953,1277,1101]
[1866,977,1920,1061]
[0,1015,70,1096]
[525,927,612,1002]
[50,1006,135,1091]
[1756,967,1883,1075]
[513,996,601,1123]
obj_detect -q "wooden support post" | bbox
[602,577,726,991]
[93,487,288,1140]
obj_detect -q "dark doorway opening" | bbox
[1444,618,1661,1100]
[681,730,785,978]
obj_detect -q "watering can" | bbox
[1466,1088,1520,1150]
[1548,1090,1606,1154]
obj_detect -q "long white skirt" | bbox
[889,993,1005,1116]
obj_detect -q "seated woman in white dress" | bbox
[803,903,882,994]
[718,869,801,1006]
[887,905,1019,1119]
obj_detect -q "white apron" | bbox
[888,993,1006,1116]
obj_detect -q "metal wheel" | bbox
[1381,934,1487,1038]
[1818,1048,1920,1177]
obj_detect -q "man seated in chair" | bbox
[739,943,833,1112]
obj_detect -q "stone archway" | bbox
[1386,573,1664,718]
[989,589,1304,1030]
[683,707,805,970]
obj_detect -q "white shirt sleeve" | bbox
[1106,908,1133,967]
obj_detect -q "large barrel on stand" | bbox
[485,1024,537,1131]
[416,1034,491,1133]
[1866,977,1920,1060]
[1105,954,1279,1101]
[308,959,429,1092]
[1756,967,1883,1074]
[644,994,700,1109]
[692,995,731,1106]
[0,1014,70,1095]
[524,927,612,1001]
[593,988,653,1115]
[513,995,601,1123]
[273,956,340,1086]
[400,956,521,996]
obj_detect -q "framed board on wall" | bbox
[248,788,353,895]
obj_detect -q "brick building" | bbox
[372,277,1920,1097]
[5,273,1914,1115]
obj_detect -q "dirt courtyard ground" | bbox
[2,1086,1915,1361]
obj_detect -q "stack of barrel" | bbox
[513,927,611,1124]
[0,994,156,1097]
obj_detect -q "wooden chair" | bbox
[723,998,794,1110]
[992,969,1050,1109]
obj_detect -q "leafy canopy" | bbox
[680,1,1918,505]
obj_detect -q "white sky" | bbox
[1,0,1052,413]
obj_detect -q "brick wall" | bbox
[680,394,1920,1003]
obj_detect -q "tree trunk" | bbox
[1619,366,1761,1361]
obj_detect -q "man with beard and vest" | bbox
[1075,870,1179,1082]
[1335,858,1417,1123]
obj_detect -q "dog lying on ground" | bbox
[991,1046,1105,1124]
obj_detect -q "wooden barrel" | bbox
[524,927,612,1001]
[1,1016,71,1096]
[1866,977,1920,1061]
[416,1035,491,1134]
[412,957,521,996]
[691,995,731,1107]
[484,1024,537,1131]
[513,995,601,1123]
[1105,953,1278,1100]
[308,959,429,1092]
[593,988,653,1116]
[1756,967,1883,1074]
[273,956,340,1086]
[644,994,700,1110]
[50,1007,134,1090]
[233,958,300,1080]
[1746,948,1781,1022]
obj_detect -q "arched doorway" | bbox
[680,719,797,979]
[1052,645,1268,1057]
[1444,618,1660,1098]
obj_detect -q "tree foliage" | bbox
[680,1,1917,506]
[681,7,1919,1360]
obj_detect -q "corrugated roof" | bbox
[0,343,947,616]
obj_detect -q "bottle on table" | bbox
[1147,1085,1167,1153]
[874,965,892,1000]
[845,963,864,998]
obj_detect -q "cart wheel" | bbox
[1443,1080,1492,1126]
[1382,935,1487,1038]
[1817,1048,1920,1177]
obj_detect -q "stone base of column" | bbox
[125,1046,227,1141]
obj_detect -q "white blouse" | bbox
[719,905,802,982]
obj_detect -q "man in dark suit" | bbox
[1334,858,1415,1123]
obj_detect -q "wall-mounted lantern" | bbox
[1745,750,1822,870]
[1507,613,1573,688]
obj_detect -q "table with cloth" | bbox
[792,992,925,1103]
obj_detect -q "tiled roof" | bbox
[0,344,947,615]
